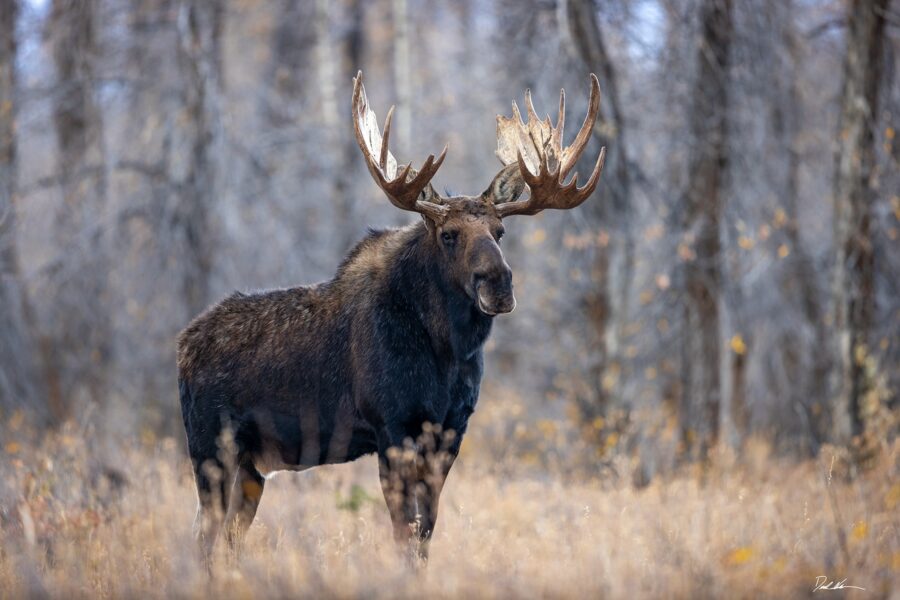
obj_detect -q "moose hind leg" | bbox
[224,458,265,552]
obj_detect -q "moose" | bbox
[177,71,605,564]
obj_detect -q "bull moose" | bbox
[177,71,605,564]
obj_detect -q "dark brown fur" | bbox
[179,71,605,568]
[178,184,517,564]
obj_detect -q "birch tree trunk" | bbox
[678,0,732,461]
[392,0,412,156]
[334,0,365,253]
[768,0,830,451]
[48,0,109,413]
[0,0,44,419]
[830,0,890,450]
[558,0,634,424]
[175,0,223,318]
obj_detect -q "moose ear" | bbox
[419,181,441,204]
[417,181,443,232]
[484,163,526,205]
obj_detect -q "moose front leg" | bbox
[377,425,456,565]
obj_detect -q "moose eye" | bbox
[441,230,458,246]
[495,227,505,242]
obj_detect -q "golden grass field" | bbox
[1,397,898,599]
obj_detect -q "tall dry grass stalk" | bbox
[0,409,898,599]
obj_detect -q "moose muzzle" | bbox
[472,263,515,316]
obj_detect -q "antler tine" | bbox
[499,145,605,217]
[494,74,606,218]
[403,146,448,194]
[557,88,566,140]
[351,71,449,220]
[560,73,601,178]
[380,105,394,171]
[524,89,540,124]
[583,146,606,197]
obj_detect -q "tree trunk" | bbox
[559,0,633,423]
[391,0,412,155]
[768,0,830,452]
[317,0,365,255]
[678,0,732,461]
[334,0,365,254]
[0,0,44,419]
[175,0,223,318]
[830,0,890,449]
[48,0,109,415]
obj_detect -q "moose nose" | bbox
[473,262,515,316]
[473,262,512,289]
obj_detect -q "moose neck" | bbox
[391,223,494,362]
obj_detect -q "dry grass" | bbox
[1,411,898,599]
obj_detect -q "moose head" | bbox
[352,72,606,316]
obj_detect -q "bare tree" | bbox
[317,0,366,254]
[4,0,897,465]
[830,0,891,450]
[559,0,633,422]
[0,0,44,419]
[392,0,412,155]
[678,0,732,461]
[334,0,365,253]
[47,0,110,412]
[174,0,223,317]
[766,0,830,451]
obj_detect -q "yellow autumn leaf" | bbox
[5,442,21,455]
[730,334,747,355]
[851,521,868,541]
[677,243,696,261]
[738,236,754,250]
[9,409,24,431]
[854,344,868,366]
[526,228,546,246]
[643,224,664,241]
[777,244,790,258]
[773,207,787,227]
[536,419,557,439]
[601,372,618,392]
[725,546,755,566]
[885,483,900,510]
[886,126,895,140]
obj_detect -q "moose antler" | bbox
[494,74,606,217]
[352,71,449,220]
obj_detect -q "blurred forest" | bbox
[0,0,898,478]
